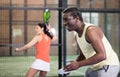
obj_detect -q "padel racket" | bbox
[43,8,51,25]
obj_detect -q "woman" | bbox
[14,22,57,77]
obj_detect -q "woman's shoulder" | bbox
[34,34,43,41]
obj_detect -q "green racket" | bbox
[43,8,51,25]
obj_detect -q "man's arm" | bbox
[76,46,86,61]
[75,26,106,68]
[64,26,106,71]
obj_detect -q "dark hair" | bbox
[63,7,83,21]
[37,22,53,39]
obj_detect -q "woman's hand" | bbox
[14,48,20,52]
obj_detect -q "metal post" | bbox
[89,0,92,23]
[118,0,120,61]
[104,0,108,37]
[58,0,63,72]
[58,0,67,77]
[62,0,67,70]
[77,0,80,7]
[9,0,12,56]
[24,0,28,55]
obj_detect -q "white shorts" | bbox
[31,59,50,72]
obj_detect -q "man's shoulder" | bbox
[84,22,95,26]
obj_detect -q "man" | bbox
[62,7,120,77]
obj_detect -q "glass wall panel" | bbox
[0,0,10,6]
[27,10,43,21]
[0,10,9,21]
[106,13,119,54]
[92,0,104,8]
[0,9,10,56]
[68,0,77,6]
[0,24,9,44]
[80,0,90,8]
[12,0,24,7]
[106,0,119,9]
[27,0,44,7]
[46,0,58,8]
[0,23,9,56]
[98,13,105,30]
[12,10,24,21]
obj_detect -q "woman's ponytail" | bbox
[38,22,53,39]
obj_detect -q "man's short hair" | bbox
[63,7,83,21]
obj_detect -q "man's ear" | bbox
[75,16,79,23]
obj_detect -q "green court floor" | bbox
[0,55,87,77]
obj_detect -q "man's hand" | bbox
[64,61,80,71]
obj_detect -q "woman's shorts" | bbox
[31,59,50,72]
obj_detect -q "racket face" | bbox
[43,9,51,23]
